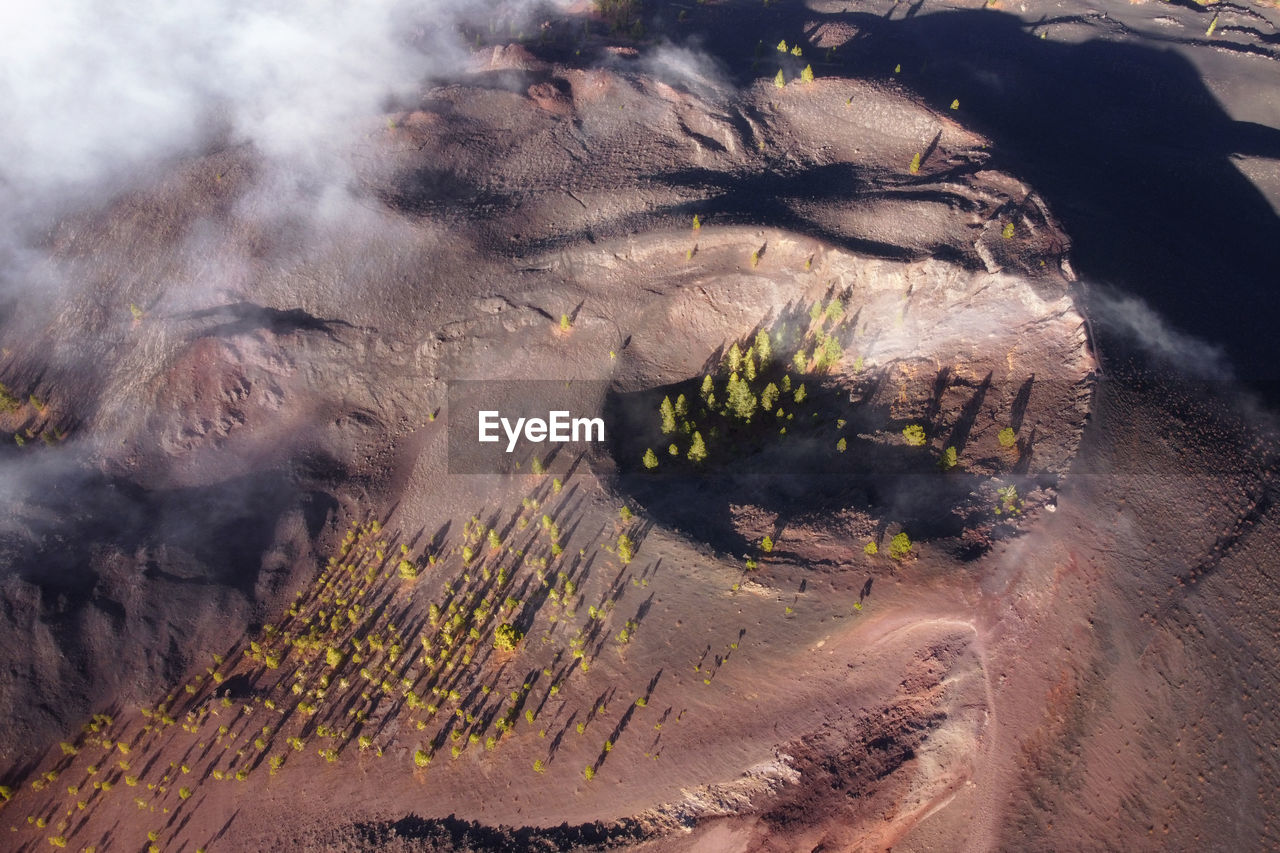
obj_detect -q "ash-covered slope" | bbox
[0,2,1277,851]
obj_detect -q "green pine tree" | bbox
[938,446,957,470]
[688,431,708,463]
[660,396,677,434]
[755,329,772,364]
[761,382,779,412]
[727,375,757,422]
[642,448,659,469]
[774,69,786,88]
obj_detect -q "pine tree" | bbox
[701,374,714,399]
[794,384,807,404]
[938,446,957,470]
[801,64,814,83]
[755,329,771,364]
[815,335,841,371]
[727,342,742,374]
[660,396,677,434]
[727,375,757,422]
[909,153,921,174]
[642,448,659,469]
[761,382,779,411]
[674,393,688,419]
[774,69,786,88]
[688,431,707,463]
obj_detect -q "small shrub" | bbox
[998,426,1017,448]
[902,424,926,446]
[413,749,432,768]
[995,484,1022,516]
[761,536,773,553]
[938,446,958,470]
[889,532,912,560]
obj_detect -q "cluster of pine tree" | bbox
[641,298,855,470]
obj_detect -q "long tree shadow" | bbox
[661,3,1280,393]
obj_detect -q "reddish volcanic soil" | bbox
[1,0,1279,851]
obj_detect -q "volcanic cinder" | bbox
[1,0,1279,851]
